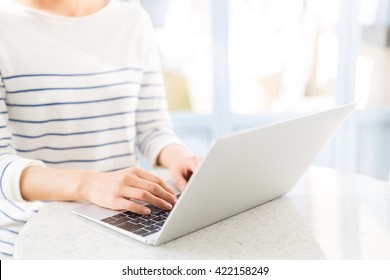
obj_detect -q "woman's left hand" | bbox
[168,154,201,191]
[157,144,201,192]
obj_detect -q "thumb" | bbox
[171,168,187,192]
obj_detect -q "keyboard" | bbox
[100,192,181,237]
[100,205,170,237]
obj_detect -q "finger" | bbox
[132,167,176,196]
[181,157,200,182]
[172,157,200,191]
[171,169,188,192]
[126,176,177,206]
[115,198,151,215]
[121,187,173,211]
[186,156,201,172]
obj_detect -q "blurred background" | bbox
[139,0,390,181]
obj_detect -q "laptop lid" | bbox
[154,103,355,245]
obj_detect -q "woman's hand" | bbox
[80,166,177,214]
[20,145,200,215]
[157,144,201,192]
[168,154,201,191]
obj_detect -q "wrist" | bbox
[157,144,192,168]
[76,170,98,201]
[20,165,44,200]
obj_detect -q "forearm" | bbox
[19,165,177,214]
[19,145,195,202]
[20,165,91,201]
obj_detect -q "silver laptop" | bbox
[73,103,355,245]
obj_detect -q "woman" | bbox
[0,0,200,257]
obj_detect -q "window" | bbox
[151,0,213,114]
[142,0,345,154]
[229,0,339,114]
[356,0,390,109]
[142,0,214,157]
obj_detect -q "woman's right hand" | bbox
[80,166,177,215]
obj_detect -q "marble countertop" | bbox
[13,166,390,259]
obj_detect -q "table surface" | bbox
[14,166,390,260]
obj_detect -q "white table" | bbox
[13,166,390,259]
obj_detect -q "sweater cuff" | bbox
[2,157,45,202]
[145,135,186,167]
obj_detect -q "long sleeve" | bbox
[0,71,45,258]
[135,12,183,165]
[0,72,45,202]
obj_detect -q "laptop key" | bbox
[155,221,165,227]
[141,220,154,226]
[154,210,167,216]
[145,224,160,231]
[107,217,129,226]
[101,217,116,223]
[133,217,147,223]
[117,222,143,232]
[112,213,126,219]
[152,216,166,222]
[132,228,150,236]
[148,206,160,213]
[123,211,142,219]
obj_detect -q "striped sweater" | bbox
[0,0,182,257]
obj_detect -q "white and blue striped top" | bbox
[0,0,182,257]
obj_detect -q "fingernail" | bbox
[164,202,173,210]
[143,208,151,215]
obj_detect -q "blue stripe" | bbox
[6,81,141,94]
[0,126,6,129]
[144,71,161,75]
[141,84,163,88]
[138,95,164,100]
[0,137,12,141]
[0,145,8,149]
[103,164,136,173]
[136,119,164,126]
[0,239,14,246]
[39,152,134,164]
[0,84,5,88]
[6,95,137,108]
[12,124,135,139]
[0,252,13,257]
[0,161,13,200]
[0,228,19,235]
[137,126,172,136]
[2,67,143,80]
[136,108,166,113]
[9,111,133,124]
[0,209,27,223]
[0,111,7,114]
[139,131,173,151]
[16,138,135,153]
[9,109,163,124]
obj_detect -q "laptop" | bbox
[73,103,355,245]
